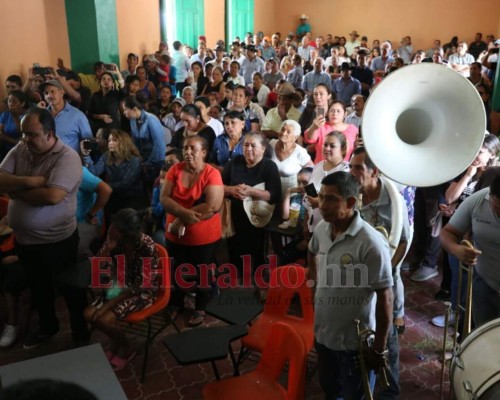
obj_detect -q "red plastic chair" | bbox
[203,321,308,400]
[240,265,315,361]
[123,243,179,381]
[0,197,14,253]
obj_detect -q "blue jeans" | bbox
[472,273,500,327]
[449,254,467,311]
[315,341,375,400]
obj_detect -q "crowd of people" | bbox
[0,23,499,398]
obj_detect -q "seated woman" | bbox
[187,61,209,96]
[226,85,266,131]
[103,130,148,219]
[205,66,226,102]
[0,90,28,159]
[251,72,270,108]
[151,85,173,121]
[222,132,281,280]
[304,100,358,163]
[298,83,332,137]
[136,66,156,108]
[305,131,350,235]
[170,104,216,157]
[270,120,313,197]
[88,72,124,134]
[210,110,246,170]
[161,136,224,326]
[84,209,160,371]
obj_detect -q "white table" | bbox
[0,344,127,399]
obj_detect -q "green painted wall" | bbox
[65,0,119,73]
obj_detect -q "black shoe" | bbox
[434,289,451,301]
[23,329,59,350]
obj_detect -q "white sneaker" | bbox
[410,265,439,282]
[431,314,456,328]
[0,325,17,347]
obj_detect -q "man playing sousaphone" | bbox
[308,171,393,399]
[349,147,412,399]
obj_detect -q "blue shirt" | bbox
[332,76,362,104]
[287,66,304,89]
[240,57,266,85]
[49,102,92,152]
[370,56,394,73]
[302,71,332,93]
[77,166,103,224]
[130,110,166,166]
[0,111,23,154]
[261,46,276,61]
[211,133,245,168]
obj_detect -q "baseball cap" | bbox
[40,79,65,92]
[172,97,186,107]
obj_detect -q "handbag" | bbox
[221,199,236,238]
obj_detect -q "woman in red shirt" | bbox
[161,136,224,326]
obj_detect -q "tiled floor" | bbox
[0,268,458,400]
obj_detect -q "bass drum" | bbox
[451,318,500,399]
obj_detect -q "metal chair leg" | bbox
[140,320,153,382]
[210,360,221,380]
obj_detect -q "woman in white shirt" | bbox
[305,131,350,234]
[251,72,270,108]
[270,120,313,197]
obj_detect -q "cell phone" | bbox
[104,63,114,70]
[317,107,325,118]
[304,183,318,197]
[83,140,99,151]
[33,67,51,76]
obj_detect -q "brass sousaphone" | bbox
[360,63,487,400]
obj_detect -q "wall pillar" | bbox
[64,0,119,72]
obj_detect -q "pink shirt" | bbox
[304,123,358,163]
